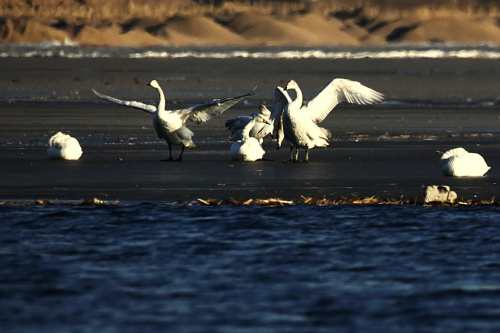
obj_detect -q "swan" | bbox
[225,104,274,144]
[47,132,83,160]
[271,78,384,162]
[229,117,269,161]
[438,147,491,177]
[93,80,253,161]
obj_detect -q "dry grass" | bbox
[190,195,498,207]
[1,0,500,24]
[0,0,202,23]
[2,195,497,207]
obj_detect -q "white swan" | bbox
[225,104,274,144]
[47,132,83,160]
[93,80,253,161]
[439,147,491,177]
[271,78,384,162]
[229,117,269,161]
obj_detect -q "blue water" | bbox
[1,204,500,332]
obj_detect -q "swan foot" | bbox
[161,158,174,162]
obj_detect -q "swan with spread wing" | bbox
[93,80,253,161]
[270,78,384,162]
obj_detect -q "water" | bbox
[2,203,500,332]
[2,42,500,59]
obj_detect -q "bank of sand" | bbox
[0,57,499,203]
[2,1,500,47]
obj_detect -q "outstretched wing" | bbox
[92,88,157,114]
[181,91,255,125]
[302,78,384,124]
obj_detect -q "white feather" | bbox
[47,132,83,160]
[229,118,267,161]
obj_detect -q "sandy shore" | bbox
[2,1,500,47]
[0,56,499,203]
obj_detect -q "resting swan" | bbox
[225,105,274,144]
[93,80,253,161]
[271,79,384,162]
[47,132,83,160]
[229,117,269,161]
[439,147,491,177]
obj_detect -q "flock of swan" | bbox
[47,77,491,177]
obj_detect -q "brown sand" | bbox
[0,57,499,203]
[2,1,500,47]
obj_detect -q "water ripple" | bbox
[1,204,500,332]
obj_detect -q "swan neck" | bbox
[295,86,303,105]
[242,119,255,139]
[155,85,166,112]
[289,85,303,108]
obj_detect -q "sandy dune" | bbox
[2,5,500,47]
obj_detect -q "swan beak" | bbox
[436,151,444,155]
[256,118,272,135]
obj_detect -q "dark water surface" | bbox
[2,204,500,332]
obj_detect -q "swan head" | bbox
[253,116,269,126]
[253,117,269,126]
[256,117,273,135]
[441,147,467,160]
[148,80,160,89]
[285,80,298,91]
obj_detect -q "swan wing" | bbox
[225,115,254,134]
[302,78,384,124]
[92,88,157,114]
[181,91,255,125]
[271,86,291,121]
[270,87,291,144]
[259,105,272,117]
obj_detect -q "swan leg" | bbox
[175,145,185,162]
[161,143,174,162]
[294,147,300,163]
[302,148,309,163]
[288,145,297,163]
